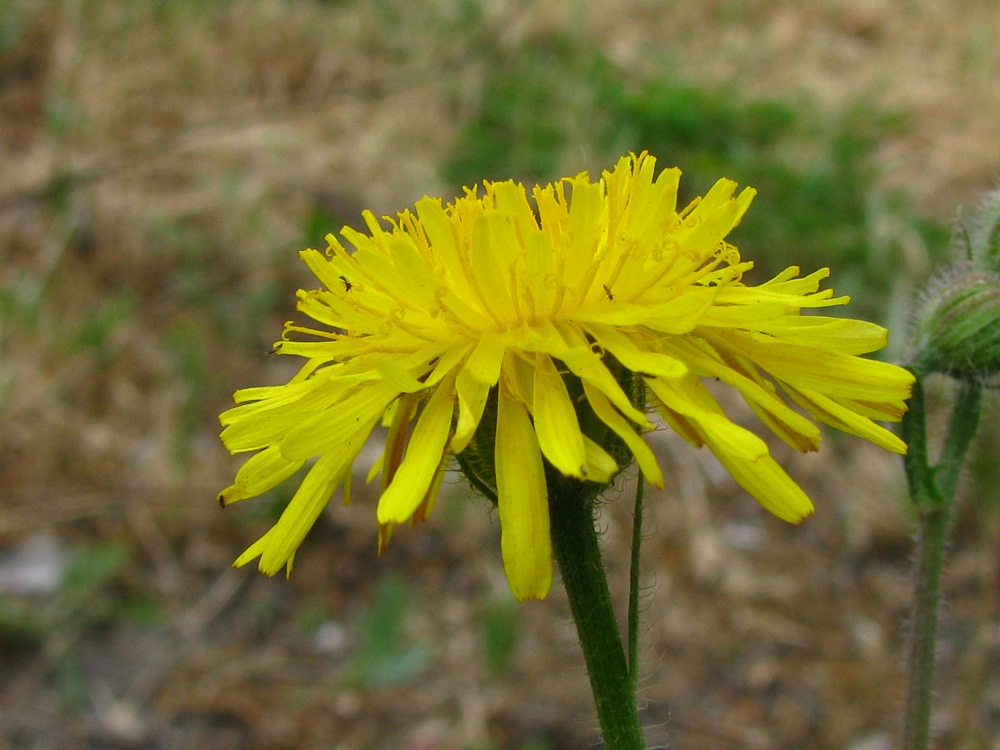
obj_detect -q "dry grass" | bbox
[1,1,999,749]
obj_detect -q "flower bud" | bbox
[913,268,1000,380]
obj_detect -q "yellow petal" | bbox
[522,230,557,316]
[548,328,651,428]
[280,381,398,461]
[719,330,914,403]
[381,392,420,491]
[250,451,348,576]
[491,181,540,233]
[588,322,688,379]
[425,343,473,386]
[580,289,718,332]
[648,375,814,522]
[452,368,490,454]
[221,375,347,452]
[496,384,552,600]
[785,385,909,454]
[501,348,536,406]
[711,446,815,523]
[711,315,890,355]
[664,337,822,452]
[583,381,664,489]
[236,410,377,576]
[411,458,448,524]
[233,534,270,570]
[533,354,587,479]
[675,183,742,262]
[414,197,461,277]
[219,445,305,506]
[465,335,506,385]
[562,180,604,295]
[470,211,516,323]
[386,234,438,308]
[377,382,456,524]
[582,436,618,484]
[371,356,432,393]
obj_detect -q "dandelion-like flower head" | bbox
[219,152,913,600]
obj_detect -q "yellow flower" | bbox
[218,152,914,601]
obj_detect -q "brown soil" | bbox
[1,2,999,749]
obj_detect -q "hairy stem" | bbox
[549,484,644,750]
[901,376,982,750]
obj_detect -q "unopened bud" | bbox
[913,268,1000,380]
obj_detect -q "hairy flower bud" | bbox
[912,187,1000,381]
[913,269,1000,380]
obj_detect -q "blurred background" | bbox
[1,1,999,748]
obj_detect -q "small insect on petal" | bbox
[339,275,352,292]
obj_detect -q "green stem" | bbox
[902,375,983,750]
[903,501,951,750]
[901,371,935,509]
[937,381,982,501]
[627,473,645,691]
[549,484,644,750]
